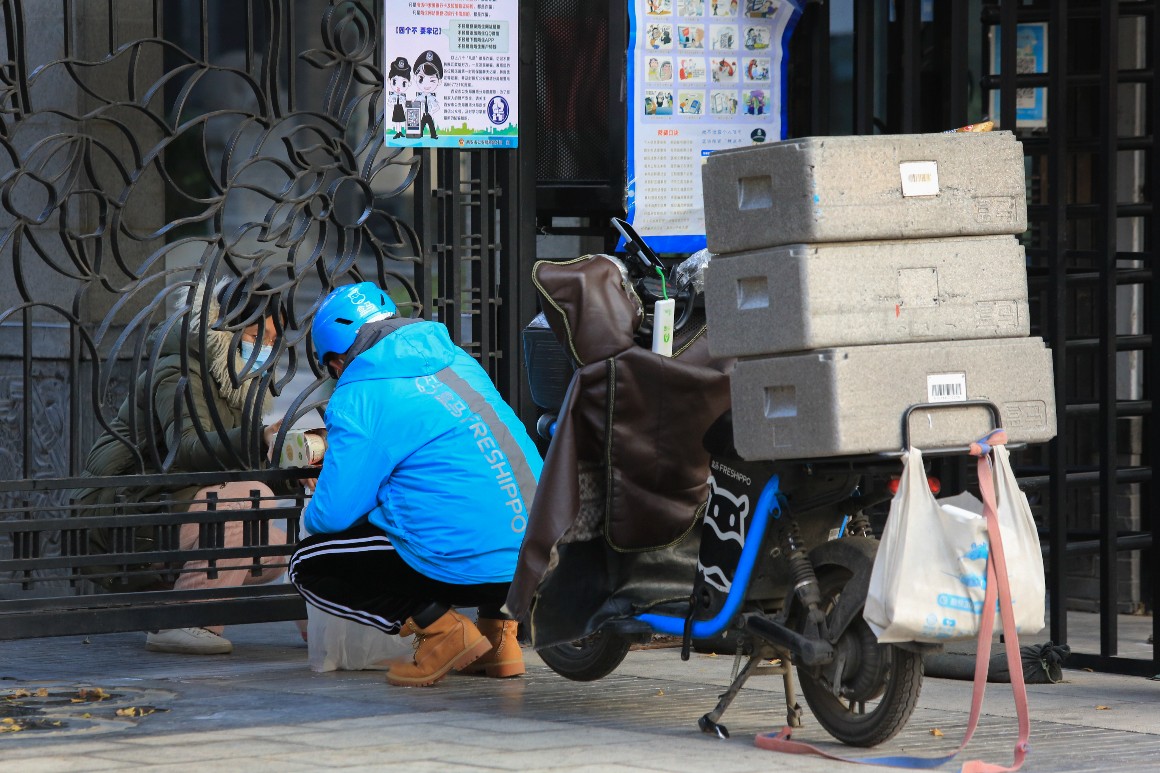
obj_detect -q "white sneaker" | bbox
[145,627,233,655]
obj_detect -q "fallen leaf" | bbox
[1096,705,1110,711]
[34,688,48,697]
[9,689,30,699]
[82,713,91,719]
[1,718,15,725]
[931,728,944,737]
[0,718,61,733]
[656,690,665,697]
[116,707,155,718]
[1083,667,1094,672]
[78,687,111,701]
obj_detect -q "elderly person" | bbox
[73,277,290,655]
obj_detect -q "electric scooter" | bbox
[517,219,934,746]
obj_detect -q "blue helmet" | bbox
[312,282,397,367]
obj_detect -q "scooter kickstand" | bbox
[698,714,729,740]
[781,660,804,728]
[698,653,763,739]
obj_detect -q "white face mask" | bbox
[239,340,274,368]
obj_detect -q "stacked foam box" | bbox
[700,131,1057,460]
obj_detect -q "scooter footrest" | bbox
[604,618,657,641]
[745,615,834,667]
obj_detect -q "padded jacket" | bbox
[303,318,543,585]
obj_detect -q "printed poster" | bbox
[626,0,802,253]
[989,23,1047,129]
[384,0,519,149]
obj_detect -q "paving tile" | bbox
[461,742,664,771]
[533,767,668,773]
[0,755,125,772]
[324,756,501,766]
[441,726,649,752]
[0,741,125,759]
[112,728,290,745]
[87,738,315,763]
[437,714,581,735]
[283,727,465,750]
[264,740,491,767]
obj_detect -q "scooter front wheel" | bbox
[537,630,631,681]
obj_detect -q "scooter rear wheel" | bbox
[537,630,631,682]
[796,568,924,747]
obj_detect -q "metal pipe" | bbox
[1047,0,1070,650]
[854,0,874,134]
[1097,0,1120,660]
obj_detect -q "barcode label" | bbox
[900,161,940,197]
[927,372,967,403]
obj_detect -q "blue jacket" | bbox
[303,320,542,584]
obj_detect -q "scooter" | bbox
[517,220,934,746]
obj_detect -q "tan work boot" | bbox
[463,618,526,678]
[385,609,492,687]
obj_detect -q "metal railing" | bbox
[0,1,529,637]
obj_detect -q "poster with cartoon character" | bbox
[386,56,411,138]
[625,0,801,253]
[384,0,519,149]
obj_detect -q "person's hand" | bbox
[263,419,283,462]
[298,461,321,495]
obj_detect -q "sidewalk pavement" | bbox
[1,612,1156,773]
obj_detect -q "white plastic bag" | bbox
[306,603,411,672]
[863,446,1046,644]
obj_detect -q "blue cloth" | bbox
[303,321,542,585]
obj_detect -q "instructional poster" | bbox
[627,0,801,253]
[383,0,519,149]
[989,23,1047,129]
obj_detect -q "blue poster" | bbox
[624,0,801,254]
[989,23,1047,129]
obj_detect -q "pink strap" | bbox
[755,445,1031,772]
[962,452,1030,773]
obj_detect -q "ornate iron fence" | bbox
[0,0,530,637]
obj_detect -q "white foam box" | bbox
[704,235,1030,358]
[702,131,1027,255]
[729,336,1056,460]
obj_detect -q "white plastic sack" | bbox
[306,603,411,672]
[863,446,1046,644]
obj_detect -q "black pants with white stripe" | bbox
[289,523,511,635]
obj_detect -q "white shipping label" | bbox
[900,161,940,197]
[927,372,967,403]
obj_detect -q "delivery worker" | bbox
[288,282,542,686]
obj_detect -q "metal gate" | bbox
[0,0,532,637]
[785,0,1159,675]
